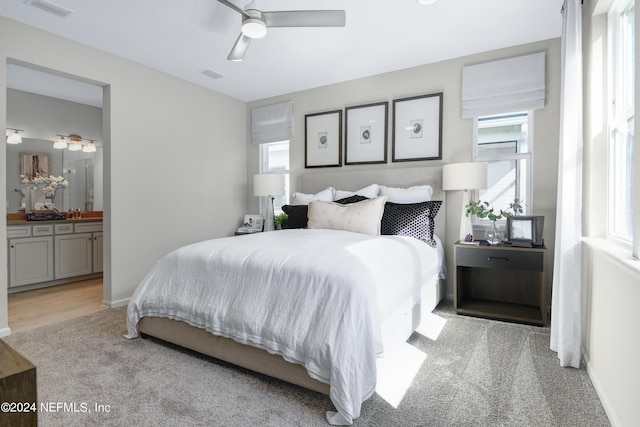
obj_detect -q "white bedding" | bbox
[126,228,444,425]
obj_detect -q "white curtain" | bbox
[251,101,293,145]
[461,52,546,118]
[550,0,583,368]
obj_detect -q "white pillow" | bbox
[307,196,388,235]
[292,187,335,205]
[379,185,433,203]
[334,184,380,201]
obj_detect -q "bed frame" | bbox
[138,166,445,397]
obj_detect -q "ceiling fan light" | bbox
[7,130,22,144]
[242,17,267,38]
[417,0,438,4]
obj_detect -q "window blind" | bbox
[251,101,293,145]
[461,52,546,118]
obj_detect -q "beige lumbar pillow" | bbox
[307,196,388,235]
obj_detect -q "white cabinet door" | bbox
[92,232,103,273]
[54,233,93,279]
[8,236,54,287]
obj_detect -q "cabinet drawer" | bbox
[7,226,31,238]
[32,224,53,236]
[456,247,543,272]
[74,222,103,233]
[54,223,74,235]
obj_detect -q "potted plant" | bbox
[465,200,512,245]
[274,212,288,230]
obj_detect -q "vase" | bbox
[485,221,503,245]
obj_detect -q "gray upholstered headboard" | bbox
[298,166,446,239]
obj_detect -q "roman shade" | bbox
[461,52,546,118]
[251,101,293,145]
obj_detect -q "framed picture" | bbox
[506,215,536,247]
[392,92,443,162]
[238,214,264,233]
[20,151,51,180]
[345,101,388,165]
[305,110,342,168]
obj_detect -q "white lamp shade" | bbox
[442,162,488,191]
[253,174,284,197]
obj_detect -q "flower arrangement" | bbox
[21,174,69,195]
[465,200,512,221]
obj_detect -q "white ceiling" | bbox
[0,0,563,105]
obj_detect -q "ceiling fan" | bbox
[216,0,346,61]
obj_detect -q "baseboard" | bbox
[102,298,129,308]
[0,327,12,338]
[583,347,620,427]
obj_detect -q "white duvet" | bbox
[126,229,443,425]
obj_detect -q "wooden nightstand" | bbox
[0,339,37,426]
[454,242,548,326]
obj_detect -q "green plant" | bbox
[274,212,288,225]
[465,200,512,221]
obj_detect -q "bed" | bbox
[126,166,446,425]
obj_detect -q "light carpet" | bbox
[2,303,610,426]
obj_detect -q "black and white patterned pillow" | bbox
[381,200,442,247]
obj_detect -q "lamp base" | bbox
[264,195,275,232]
[459,190,474,242]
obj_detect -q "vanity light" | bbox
[6,128,23,144]
[68,135,83,151]
[53,136,68,149]
[82,140,97,153]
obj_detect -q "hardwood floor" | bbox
[8,278,106,333]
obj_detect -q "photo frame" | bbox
[392,92,443,162]
[238,214,264,233]
[20,151,51,180]
[506,215,536,247]
[305,110,342,168]
[345,101,388,165]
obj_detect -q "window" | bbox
[473,112,533,220]
[608,0,635,241]
[259,140,290,214]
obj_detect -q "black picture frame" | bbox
[392,92,443,162]
[305,110,342,168]
[345,101,388,165]
[507,215,536,247]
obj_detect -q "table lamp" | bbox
[442,162,488,242]
[253,174,285,231]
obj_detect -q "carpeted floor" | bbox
[2,302,610,427]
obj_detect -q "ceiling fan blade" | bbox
[227,33,252,61]
[216,0,250,18]
[264,10,346,28]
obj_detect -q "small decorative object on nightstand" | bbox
[454,241,548,326]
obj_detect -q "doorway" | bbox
[5,62,109,332]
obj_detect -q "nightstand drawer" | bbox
[456,247,543,272]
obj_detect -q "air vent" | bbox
[202,69,223,80]
[25,0,74,18]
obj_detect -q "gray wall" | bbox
[0,16,248,334]
[247,38,562,299]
